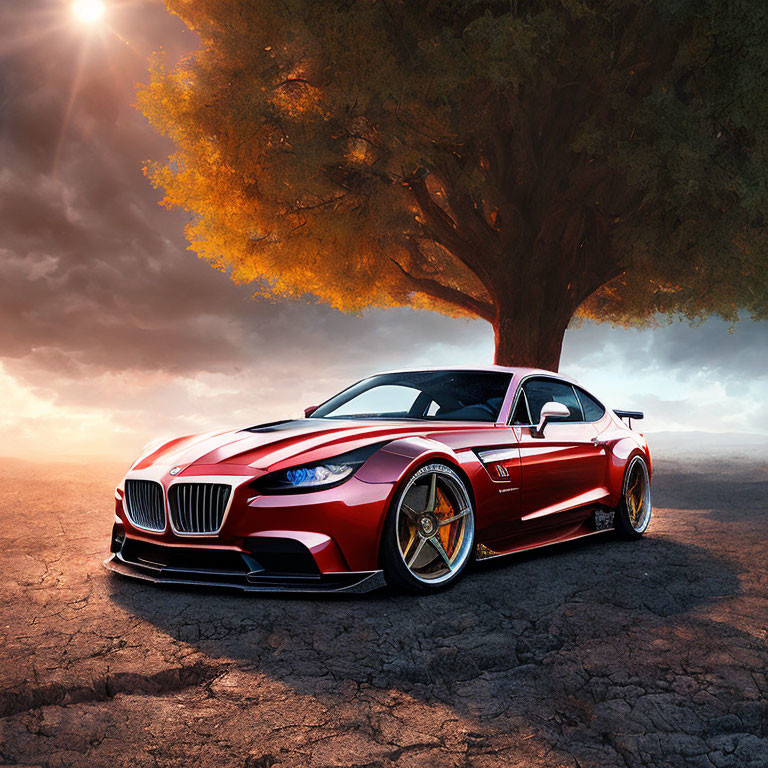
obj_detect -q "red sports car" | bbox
[106,367,652,594]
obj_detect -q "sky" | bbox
[1,0,766,463]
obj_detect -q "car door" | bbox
[467,423,522,546]
[512,377,609,529]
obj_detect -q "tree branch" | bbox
[405,172,497,288]
[389,256,494,323]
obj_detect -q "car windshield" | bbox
[311,371,512,422]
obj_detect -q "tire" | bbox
[615,455,652,539]
[380,462,475,593]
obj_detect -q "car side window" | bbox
[522,378,583,423]
[510,391,531,425]
[576,387,606,422]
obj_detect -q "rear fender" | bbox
[606,436,652,506]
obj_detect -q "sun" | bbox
[72,0,106,24]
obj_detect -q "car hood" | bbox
[131,418,476,475]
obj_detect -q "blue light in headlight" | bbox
[253,442,387,493]
[282,463,353,487]
[286,467,312,485]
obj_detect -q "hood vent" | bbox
[243,419,329,434]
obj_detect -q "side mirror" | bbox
[304,405,319,418]
[533,401,570,437]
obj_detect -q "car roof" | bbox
[371,365,579,385]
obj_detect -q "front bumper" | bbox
[109,469,397,593]
[105,533,385,594]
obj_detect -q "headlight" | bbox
[252,443,386,494]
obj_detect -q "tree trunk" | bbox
[491,286,575,372]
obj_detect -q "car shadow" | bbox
[108,530,739,689]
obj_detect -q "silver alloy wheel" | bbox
[624,456,652,533]
[394,463,474,585]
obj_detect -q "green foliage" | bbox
[576,0,768,324]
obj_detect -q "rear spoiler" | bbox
[614,409,644,427]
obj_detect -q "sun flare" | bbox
[72,0,105,24]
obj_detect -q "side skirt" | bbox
[476,507,615,562]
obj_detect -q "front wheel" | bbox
[615,455,652,539]
[380,462,475,593]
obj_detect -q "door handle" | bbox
[591,437,610,449]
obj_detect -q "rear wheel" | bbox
[381,463,475,593]
[615,455,652,538]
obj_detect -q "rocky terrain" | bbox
[0,454,766,767]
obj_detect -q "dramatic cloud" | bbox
[0,0,765,461]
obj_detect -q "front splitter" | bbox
[104,553,386,594]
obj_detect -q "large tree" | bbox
[139,0,768,370]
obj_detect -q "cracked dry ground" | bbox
[0,457,766,768]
